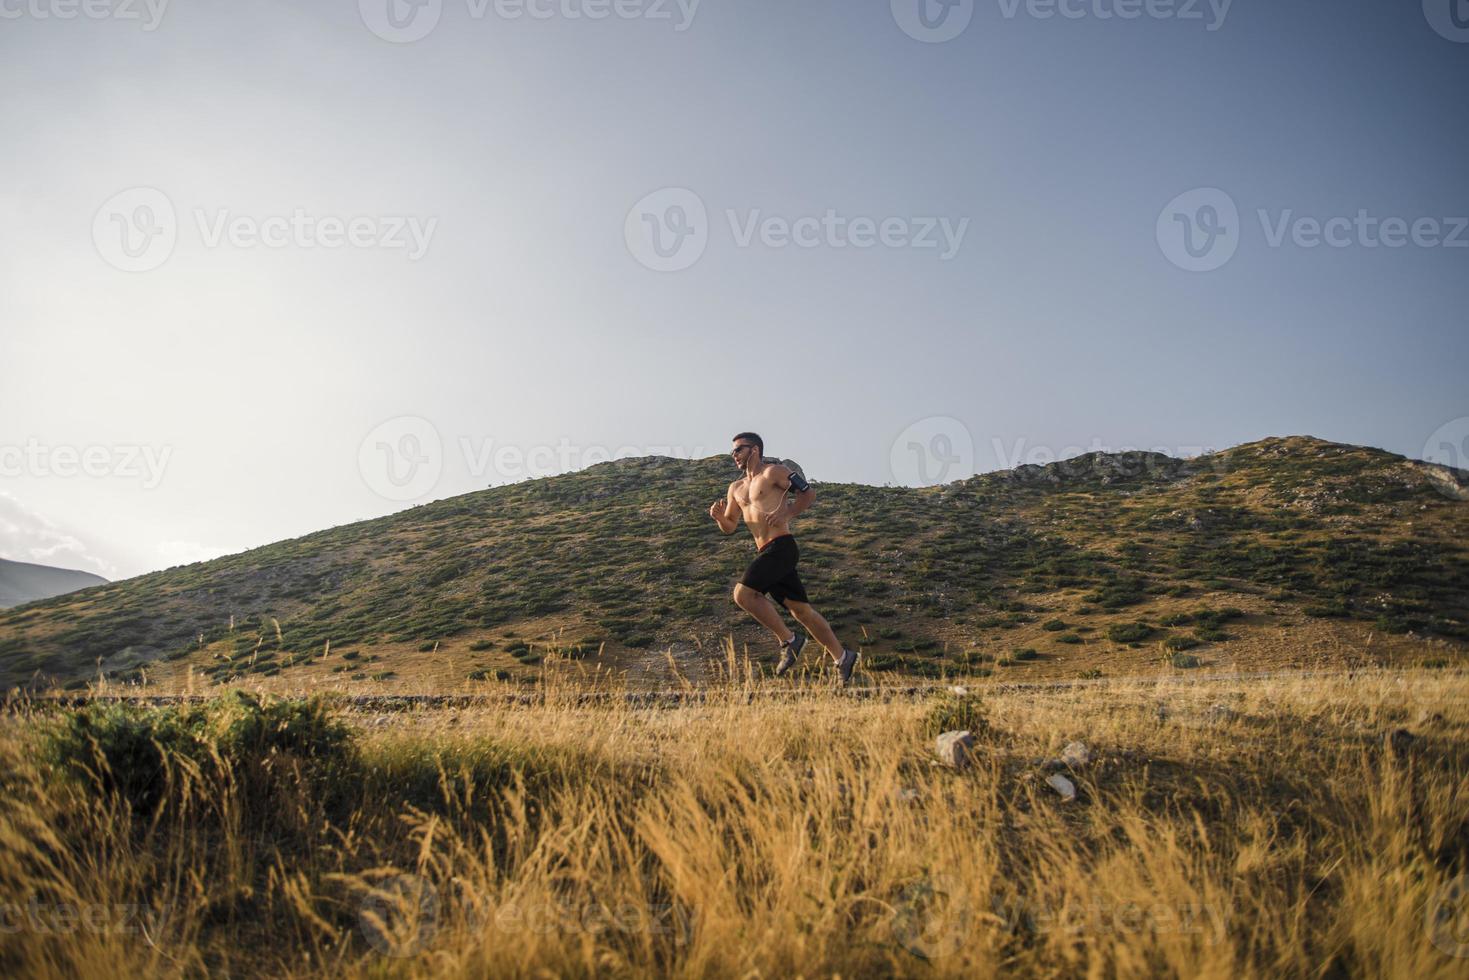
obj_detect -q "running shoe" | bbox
[837,648,858,685]
[775,633,806,676]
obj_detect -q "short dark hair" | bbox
[732,432,763,456]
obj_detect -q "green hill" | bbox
[2,434,1466,691]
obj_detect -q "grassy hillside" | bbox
[1,434,1467,692]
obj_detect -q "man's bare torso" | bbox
[730,463,793,549]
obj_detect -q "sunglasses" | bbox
[731,444,756,456]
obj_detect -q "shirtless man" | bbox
[708,431,859,684]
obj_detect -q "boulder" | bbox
[934,730,975,770]
[1046,774,1077,801]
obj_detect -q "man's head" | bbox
[731,432,763,470]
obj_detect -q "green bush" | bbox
[1106,622,1153,643]
[43,692,356,819]
[923,694,988,739]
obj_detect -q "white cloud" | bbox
[0,491,116,579]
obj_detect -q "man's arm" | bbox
[708,483,742,534]
[777,465,816,518]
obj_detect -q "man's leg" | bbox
[733,584,796,644]
[782,599,843,663]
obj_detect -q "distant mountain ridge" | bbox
[0,558,107,610]
[0,434,1465,690]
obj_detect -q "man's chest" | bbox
[734,474,783,509]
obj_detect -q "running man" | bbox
[708,432,858,684]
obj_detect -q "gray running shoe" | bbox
[837,648,858,685]
[775,633,806,676]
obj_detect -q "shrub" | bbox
[923,695,989,739]
[43,692,356,819]
[1107,622,1153,643]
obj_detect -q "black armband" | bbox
[787,471,810,493]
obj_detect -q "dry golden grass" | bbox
[2,662,1467,978]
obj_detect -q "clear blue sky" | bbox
[1,0,1465,579]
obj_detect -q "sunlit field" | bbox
[3,658,1467,978]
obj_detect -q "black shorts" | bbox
[738,533,809,609]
